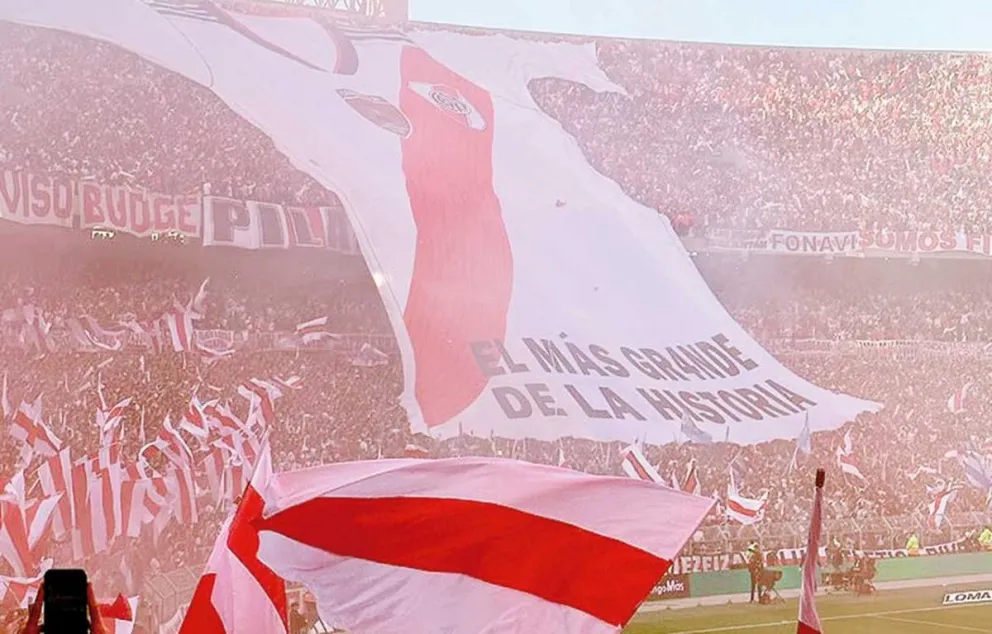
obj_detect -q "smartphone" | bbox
[44,568,90,633]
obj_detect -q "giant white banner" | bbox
[1,0,880,444]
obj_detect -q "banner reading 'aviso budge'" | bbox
[0,0,880,444]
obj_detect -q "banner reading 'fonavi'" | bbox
[0,0,880,444]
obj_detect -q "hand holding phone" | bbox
[18,579,108,634]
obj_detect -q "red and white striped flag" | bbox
[726,469,766,525]
[0,566,48,611]
[273,376,302,392]
[37,448,75,540]
[140,415,193,468]
[164,304,196,352]
[928,485,960,529]
[253,457,714,633]
[947,382,973,413]
[295,316,337,344]
[238,379,283,429]
[681,459,700,496]
[0,472,61,576]
[835,447,866,481]
[69,459,122,560]
[201,444,234,504]
[797,470,825,634]
[1,372,11,419]
[180,445,288,633]
[99,398,133,446]
[165,465,199,525]
[204,402,248,437]
[21,305,54,354]
[620,444,664,483]
[191,278,210,316]
[99,594,139,634]
[404,443,430,458]
[180,396,211,440]
[9,397,61,460]
[196,341,235,364]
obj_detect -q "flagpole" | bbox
[797,468,825,634]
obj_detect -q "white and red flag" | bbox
[1,372,11,419]
[21,305,54,354]
[179,445,288,634]
[164,303,196,353]
[191,278,211,316]
[238,379,283,429]
[37,448,75,540]
[681,459,700,496]
[295,317,337,344]
[140,415,194,468]
[404,443,430,458]
[253,457,714,633]
[99,397,133,446]
[99,594,140,634]
[204,402,248,437]
[9,397,61,461]
[797,470,825,634]
[835,447,866,481]
[620,444,664,483]
[0,565,48,611]
[180,396,211,440]
[0,472,61,576]
[726,469,766,526]
[197,341,236,364]
[947,382,973,413]
[928,485,961,529]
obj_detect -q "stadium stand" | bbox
[3,8,992,629]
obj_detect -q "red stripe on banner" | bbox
[178,573,226,634]
[257,496,669,626]
[226,486,288,628]
[398,46,513,428]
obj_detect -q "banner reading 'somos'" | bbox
[0,0,880,444]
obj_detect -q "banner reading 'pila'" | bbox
[0,0,880,444]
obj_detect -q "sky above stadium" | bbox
[410,0,992,51]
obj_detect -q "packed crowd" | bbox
[3,10,992,626]
[548,43,992,232]
[697,253,992,343]
[9,20,992,234]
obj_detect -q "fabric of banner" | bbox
[0,0,880,445]
[256,457,713,633]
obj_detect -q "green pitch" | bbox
[626,582,992,633]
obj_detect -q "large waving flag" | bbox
[253,457,714,633]
[0,0,880,446]
[179,445,287,634]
